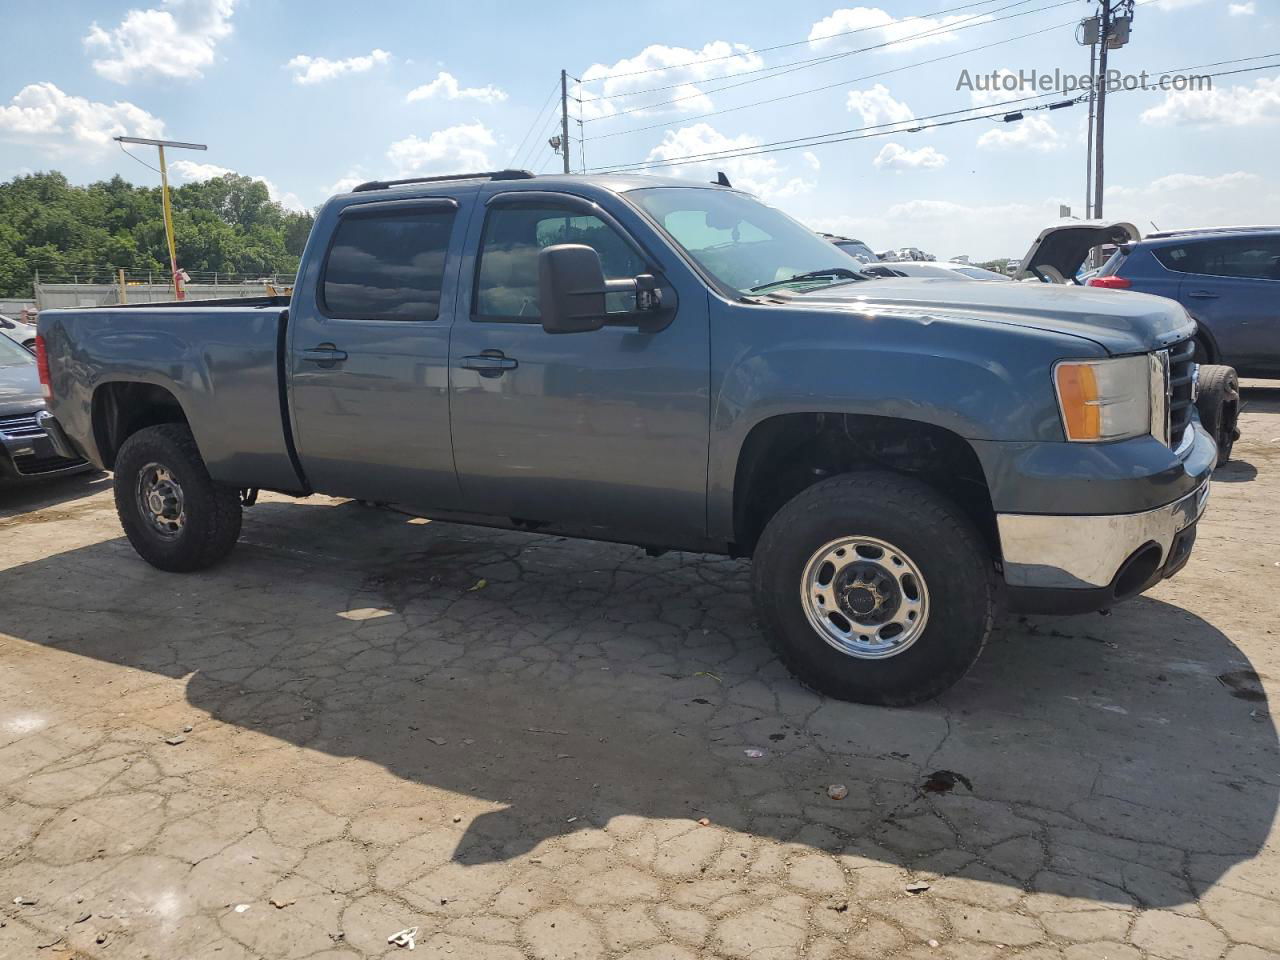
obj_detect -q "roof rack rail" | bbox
[351,169,535,192]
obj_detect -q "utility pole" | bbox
[1093,0,1111,220]
[114,136,208,300]
[1085,38,1096,217]
[560,69,571,174]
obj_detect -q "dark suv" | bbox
[1090,228,1280,377]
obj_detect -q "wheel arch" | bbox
[1189,318,1220,364]
[730,412,998,559]
[92,380,191,470]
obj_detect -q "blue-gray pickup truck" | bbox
[37,170,1216,705]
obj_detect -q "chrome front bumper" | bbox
[997,478,1210,591]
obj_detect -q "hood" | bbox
[1014,220,1140,283]
[0,354,43,418]
[773,277,1194,355]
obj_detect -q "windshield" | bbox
[954,266,1010,281]
[628,187,866,295]
[0,331,34,367]
[834,240,878,263]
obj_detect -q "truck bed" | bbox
[39,303,303,492]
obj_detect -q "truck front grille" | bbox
[1166,338,1196,448]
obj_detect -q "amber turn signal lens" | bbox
[1055,362,1101,440]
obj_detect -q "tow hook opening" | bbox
[1113,542,1162,601]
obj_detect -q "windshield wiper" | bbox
[749,267,864,293]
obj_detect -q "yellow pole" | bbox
[157,145,183,300]
[118,268,127,304]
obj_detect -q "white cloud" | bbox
[976,114,1062,152]
[0,82,165,153]
[1228,1,1255,13]
[1154,0,1208,9]
[873,142,947,170]
[286,49,391,85]
[845,84,915,129]
[324,171,367,195]
[386,122,496,176]
[85,0,236,84]
[644,123,814,201]
[1141,76,1280,128]
[808,6,989,54]
[802,151,821,171]
[406,72,507,104]
[577,42,764,120]
[170,158,307,212]
[1104,171,1277,230]
[964,67,1022,107]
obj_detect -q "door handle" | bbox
[462,353,518,378]
[300,344,348,364]
[1186,290,1219,299]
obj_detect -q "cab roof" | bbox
[340,168,731,198]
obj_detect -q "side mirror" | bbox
[538,244,609,334]
[537,244,667,334]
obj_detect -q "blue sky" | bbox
[0,0,1276,259]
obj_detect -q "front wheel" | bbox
[751,472,994,706]
[113,424,243,572]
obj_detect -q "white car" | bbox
[0,314,36,352]
[862,261,1011,281]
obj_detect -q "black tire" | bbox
[1196,364,1240,463]
[113,424,242,572]
[751,472,995,707]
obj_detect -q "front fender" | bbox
[707,299,1102,542]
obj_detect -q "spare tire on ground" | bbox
[1196,364,1240,463]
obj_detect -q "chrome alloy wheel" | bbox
[800,536,930,659]
[137,462,186,539]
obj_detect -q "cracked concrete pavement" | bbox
[0,386,1277,960]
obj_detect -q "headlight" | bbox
[1053,356,1151,442]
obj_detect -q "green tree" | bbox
[0,170,315,296]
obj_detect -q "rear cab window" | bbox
[321,205,457,320]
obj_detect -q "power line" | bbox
[581,0,1171,144]
[117,140,161,174]
[586,18,1074,142]
[574,0,1032,84]
[590,89,1084,174]
[586,57,1280,175]
[583,0,1078,123]
[507,77,563,168]
[579,0,1050,104]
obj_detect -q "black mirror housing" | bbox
[537,244,609,334]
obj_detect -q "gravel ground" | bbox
[0,384,1276,960]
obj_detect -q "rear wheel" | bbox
[751,472,994,706]
[1196,364,1240,463]
[113,424,242,571]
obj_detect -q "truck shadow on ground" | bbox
[0,469,108,519]
[1,496,1275,911]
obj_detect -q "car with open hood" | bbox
[1013,220,1142,284]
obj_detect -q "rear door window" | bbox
[322,208,457,320]
[1156,236,1280,280]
